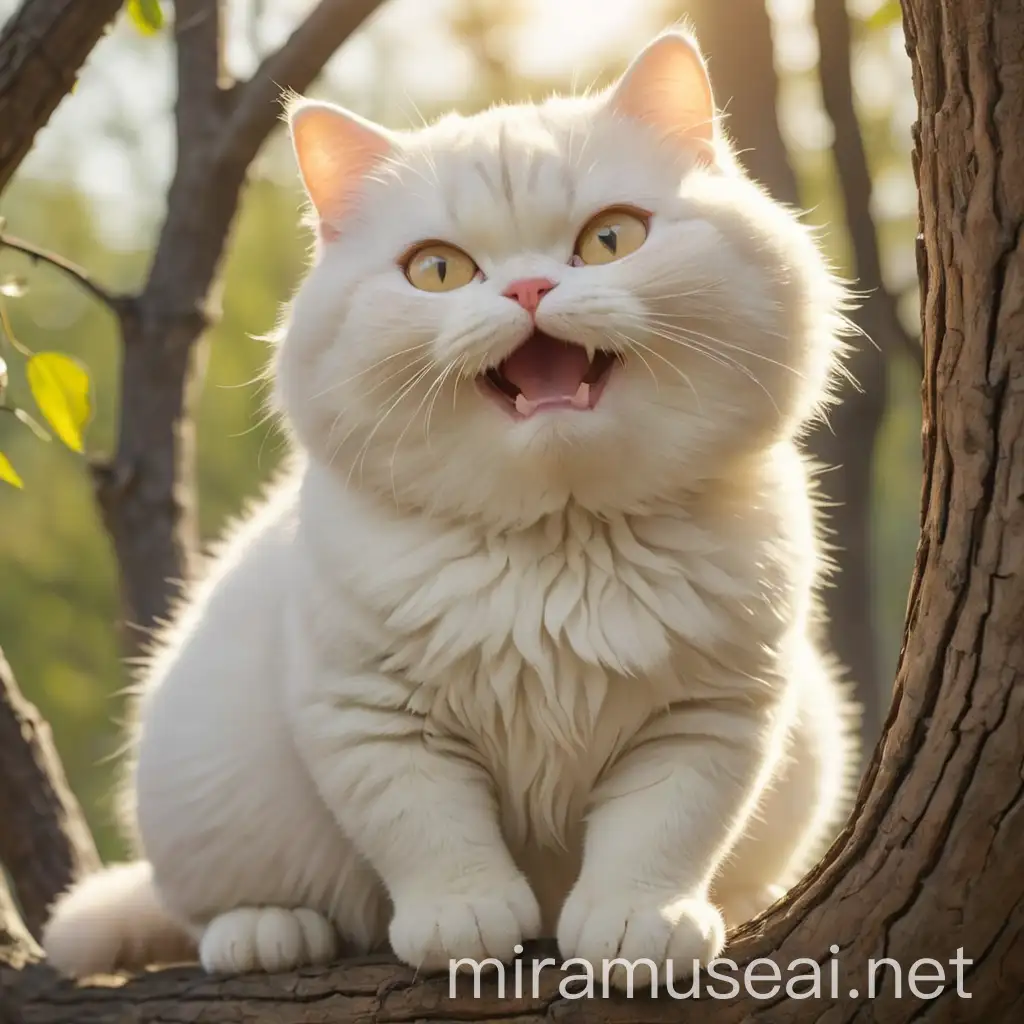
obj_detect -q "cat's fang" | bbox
[515,393,537,415]
[582,350,615,385]
[571,382,591,409]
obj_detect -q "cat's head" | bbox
[275,31,848,526]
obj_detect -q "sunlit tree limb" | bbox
[0,228,127,313]
[0,0,124,193]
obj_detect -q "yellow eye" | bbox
[404,243,478,292]
[574,208,649,266]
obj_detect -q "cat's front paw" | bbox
[199,907,338,973]
[557,886,725,992]
[389,875,541,972]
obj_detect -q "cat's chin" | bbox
[476,330,619,421]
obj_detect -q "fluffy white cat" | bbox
[42,31,860,989]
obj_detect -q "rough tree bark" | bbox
[0,0,124,191]
[0,649,99,942]
[92,0,386,636]
[3,0,1023,1020]
[688,0,920,753]
[1,0,386,635]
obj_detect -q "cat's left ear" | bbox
[287,97,396,239]
[604,31,717,159]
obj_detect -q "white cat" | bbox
[42,31,860,989]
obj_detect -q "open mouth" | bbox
[478,331,619,418]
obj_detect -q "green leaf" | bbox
[26,352,92,453]
[0,451,22,488]
[0,275,27,298]
[127,0,164,34]
[864,0,902,31]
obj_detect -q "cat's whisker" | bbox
[423,358,460,446]
[641,280,730,302]
[345,363,435,488]
[229,402,278,441]
[325,356,434,466]
[617,333,703,411]
[310,343,435,400]
[646,307,790,341]
[610,330,660,393]
[623,313,800,386]
[389,362,452,507]
[644,319,804,378]
[644,317,799,369]
[649,328,782,415]
[400,93,432,132]
[627,318,778,409]
[451,356,470,413]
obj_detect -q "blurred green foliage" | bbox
[0,1,921,862]
[0,177,304,857]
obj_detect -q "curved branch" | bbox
[0,647,100,941]
[0,0,124,193]
[223,0,386,172]
[0,228,128,313]
[99,0,388,640]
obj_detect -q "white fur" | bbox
[42,32,859,988]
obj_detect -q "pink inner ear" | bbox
[608,33,716,147]
[290,103,393,234]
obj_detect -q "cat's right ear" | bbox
[287,98,394,240]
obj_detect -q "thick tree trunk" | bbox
[2,0,1022,1020]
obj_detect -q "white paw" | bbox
[557,887,725,992]
[389,876,541,972]
[199,907,338,973]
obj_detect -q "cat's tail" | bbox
[42,861,196,976]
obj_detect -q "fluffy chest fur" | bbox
[296,465,791,849]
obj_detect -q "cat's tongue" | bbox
[500,333,591,401]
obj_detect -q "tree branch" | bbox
[95,0,387,641]
[0,647,100,941]
[0,0,124,193]
[0,226,128,313]
[173,0,227,149]
[223,0,385,172]
[813,0,922,369]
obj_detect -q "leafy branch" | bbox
[0,224,130,315]
[0,229,97,486]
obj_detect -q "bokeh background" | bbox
[0,0,921,860]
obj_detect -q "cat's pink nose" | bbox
[502,277,556,316]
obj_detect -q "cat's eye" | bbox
[574,208,649,266]
[404,243,478,292]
